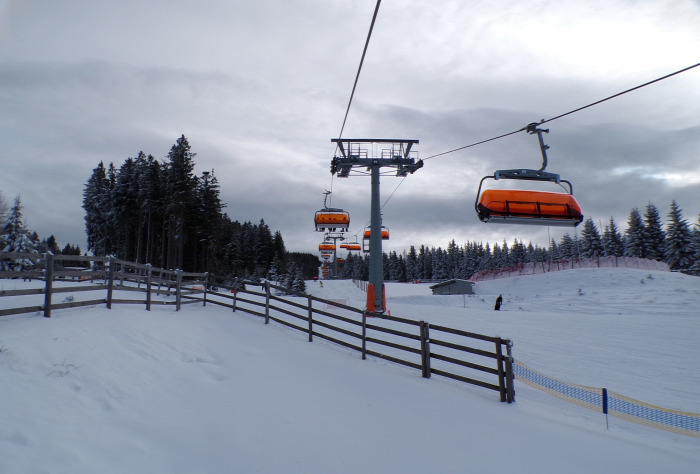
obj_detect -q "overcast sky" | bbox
[1,0,699,256]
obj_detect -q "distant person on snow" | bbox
[320,281,323,288]
[494,294,503,311]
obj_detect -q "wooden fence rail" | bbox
[207,276,515,403]
[0,251,515,403]
[0,252,207,317]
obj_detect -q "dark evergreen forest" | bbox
[2,135,698,283]
[337,202,700,282]
[81,135,319,282]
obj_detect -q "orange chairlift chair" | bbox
[318,242,336,252]
[314,190,350,232]
[340,241,362,251]
[475,123,583,227]
[362,226,389,252]
[314,209,350,232]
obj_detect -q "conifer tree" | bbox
[446,240,460,277]
[83,162,115,257]
[664,201,694,271]
[282,262,301,294]
[548,239,560,261]
[255,218,274,275]
[687,214,700,276]
[196,170,225,273]
[643,203,666,261]
[602,217,625,257]
[165,135,199,269]
[1,195,39,270]
[459,242,477,278]
[135,152,164,266]
[558,234,577,259]
[292,269,307,294]
[272,231,286,269]
[525,242,537,263]
[510,239,527,264]
[405,245,419,281]
[478,242,492,271]
[624,207,646,258]
[418,245,431,280]
[267,261,281,285]
[580,218,604,258]
[432,247,448,279]
[112,157,140,261]
[0,190,8,227]
[500,240,510,266]
[44,235,61,255]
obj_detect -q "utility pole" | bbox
[331,138,422,313]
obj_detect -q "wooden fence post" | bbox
[496,340,507,402]
[203,272,208,307]
[232,278,238,312]
[505,340,515,403]
[117,260,124,286]
[43,252,54,318]
[361,311,367,360]
[146,264,152,311]
[155,269,162,295]
[307,295,313,342]
[264,281,271,324]
[176,269,183,311]
[420,321,431,378]
[106,256,115,309]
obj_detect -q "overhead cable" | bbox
[423,61,700,161]
[381,176,406,211]
[327,1,382,217]
[335,0,382,142]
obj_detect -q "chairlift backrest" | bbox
[315,209,350,232]
[363,226,390,239]
[318,242,336,251]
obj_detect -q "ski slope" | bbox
[308,269,700,412]
[0,268,698,473]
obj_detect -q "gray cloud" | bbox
[1,0,699,256]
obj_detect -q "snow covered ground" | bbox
[0,268,698,473]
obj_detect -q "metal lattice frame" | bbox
[331,139,422,313]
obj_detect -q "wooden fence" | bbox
[206,277,515,403]
[0,252,207,318]
[0,251,514,403]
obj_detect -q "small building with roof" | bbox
[429,279,475,295]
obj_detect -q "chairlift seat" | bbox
[477,189,583,227]
[363,228,390,239]
[314,210,350,232]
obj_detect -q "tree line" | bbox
[337,201,700,282]
[0,193,83,271]
[81,135,317,285]
[3,138,698,285]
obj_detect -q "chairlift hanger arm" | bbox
[488,122,574,191]
[526,121,550,172]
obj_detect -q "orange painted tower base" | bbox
[366,283,386,314]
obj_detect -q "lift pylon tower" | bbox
[323,232,345,278]
[331,138,422,313]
